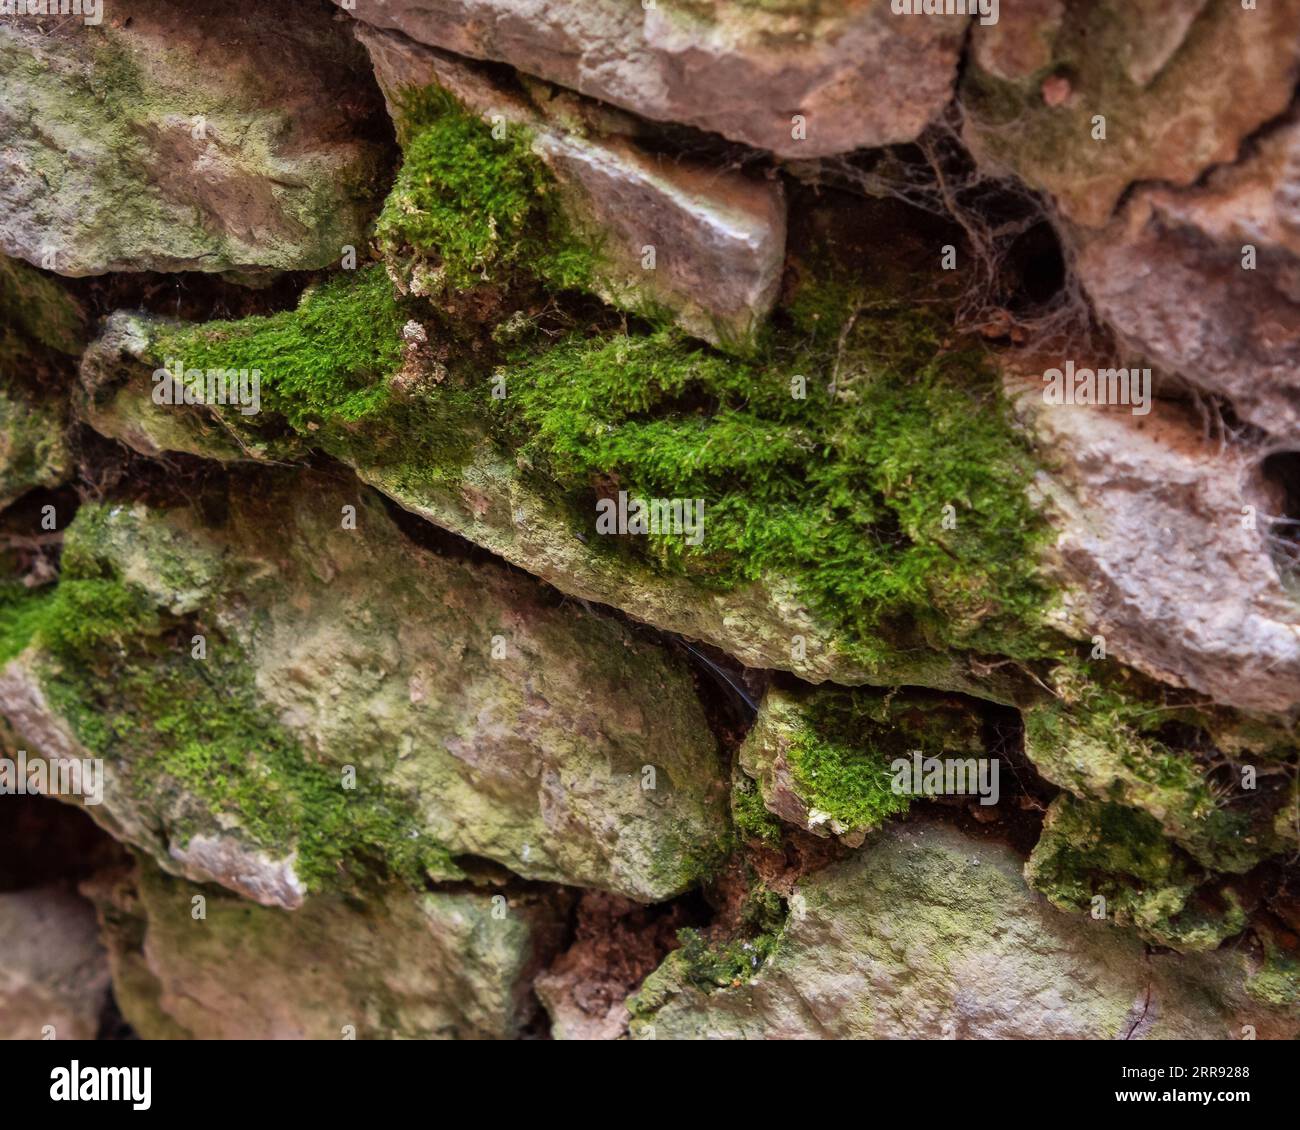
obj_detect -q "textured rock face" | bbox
[3,0,1300,1046]
[1,471,728,903]
[338,0,966,158]
[629,821,1298,1040]
[86,859,567,1039]
[0,887,110,1040]
[1074,111,1300,438]
[963,0,1300,228]
[0,0,390,276]
[1010,379,1300,715]
[357,23,787,349]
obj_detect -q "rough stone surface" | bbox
[358,23,787,349]
[1075,110,1300,438]
[0,1,391,276]
[85,859,567,1039]
[628,821,1299,1039]
[1009,375,1300,715]
[337,0,965,159]
[1,471,729,902]
[0,886,110,1040]
[963,0,1300,228]
[0,386,69,511]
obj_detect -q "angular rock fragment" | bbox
[628,821,1299,1039]
[0,469,729,902]
[963,0,1300,228]
[357,24,786,350]
[0,886,110,1040]
[337,0,965,158]
[1074,111,1300,438]
[0,0,390,275]
[1009,374,1300,715]
[85,859,567,1040]
[736,684,985,845]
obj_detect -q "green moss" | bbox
[375,87,596,296]
[0,255,87,361]
[10,541,459,893]
[670,884,787,992]
[498,284,1053,666]
[1026,793,1246,952]
[1024,660,1287,874]
[731,774,783,844]
[149,266,482,484]
[1246,941,1300,1008]
[153,267,404,432]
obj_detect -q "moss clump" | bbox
[498,285,1052,666]
[1024,660,1290,875]
[152,267,404,433]
[730,774,783,844]
[150,266,483,483]
[375,87,596,296]
[1026,793,1246,952]
[670,884,787,992]
[1246,941,1300,1008]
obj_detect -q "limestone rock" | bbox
[963,0,1300,228]
[357,24,786,349]
[85,859,567,1040]
[0,886,110,1040]
[0,387,69,511]
[1074,111,1300,438]
[0,0,390,276]
[628,820,1299,1039]
[1009,375,1300,715]
[337,0,965,159]
[1,470,729,902]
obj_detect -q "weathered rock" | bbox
[85,858,567,1039]
[0,1,390,276]
[628,820,1299,1039]
[963,0,1300,228]
[1074,111,1300,438]
[1,469,729,902]
[0,886,110,1040]
[357,24,786,349]
[338,0,965,159]
[1009,373,1300,715]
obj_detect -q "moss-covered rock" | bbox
[0,468,729,902]
[77,264,1056,702]
[736,684,984,844]
[963,0,1300,228]
[1025,793,1247,953]
[627,820,1299,1039]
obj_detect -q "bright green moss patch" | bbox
[375,87,596,296]
[498,291,1053,666]
[1026,793,1246,952]
[152,267,404,432]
